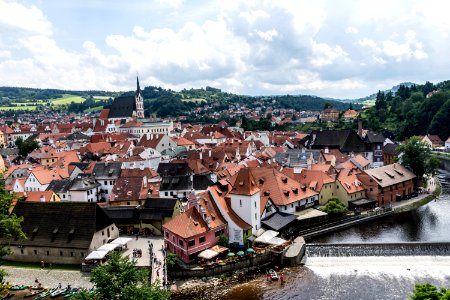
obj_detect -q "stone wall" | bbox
[169,251,280,279]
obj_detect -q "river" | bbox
[179,172,450,300]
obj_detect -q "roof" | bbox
[383,143,398,155]
[337,168,366,194]
[229,168,260,196]
[295,208,327,220]
[69,177,100,191]
[92,162,122,178]
[193,174,214,190]
[365,163,416,188]
[312,130,369,153]
[365,131,385,143]
[46,179,73,193]
[111,177,146,201]
[162,206,209,239]
[8,202,113,249]
[157,162,191,177]
[425,135,443,144]
[108,96,136,118]
[31,169,64,185]
[261,212,297,231]
[24,191,58,202]
[295,169,335,192]
[102,207,139,224]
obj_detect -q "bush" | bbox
[321,197,347,215]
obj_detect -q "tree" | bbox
[321,197,347,215]
[324,102,332,110]
[218,235,229,247]
[166,252,177,269]
[0,180,26,282]
[73,251,170,300]
[397,136,439,184]
[15,138,40,157]
[410,283,450,300]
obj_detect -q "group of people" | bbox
[132,248,142,258]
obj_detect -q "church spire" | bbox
[136,75,141,94]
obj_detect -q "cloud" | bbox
[345,26,359,34]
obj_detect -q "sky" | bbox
[1,0,450,99]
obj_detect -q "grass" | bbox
[50,94,85,105]
[84,106,103,113]
[393,179,442,213]
[3,260,80,271]
[0,105,37,111]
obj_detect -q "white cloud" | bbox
[358,38,378,49]
[382,30,428,61]
[254,29,278,41]
[239,10,270,25]
[346,26,359,34]
[310,41,349,67]
[0,0,52,36]
[0,49,10,58]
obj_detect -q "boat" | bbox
[24,288,46,298]
[1,293,14,299]
[63,289,80,298]
[268,269,279,280]
[9,285,28,291]
[36,288,57,299]
[50,287,68,298]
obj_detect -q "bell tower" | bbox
[135,76,144,118]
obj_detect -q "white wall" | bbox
[230,192,261,232]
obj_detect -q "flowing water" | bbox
[175,173,450,300]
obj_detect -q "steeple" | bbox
[135,75,144,119]
[136,75,141,95]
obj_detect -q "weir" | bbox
[306,242,450,257]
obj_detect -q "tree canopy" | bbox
[0,179,26,282]
[73,251,170,300]
[14,138,40,157]
[397,136,440,183]
[410,283,450,300]
[321,197,347,215]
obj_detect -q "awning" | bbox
[265,236,287,246]
[85,250,109,260]
[110,237,132,247]
[254,230,279,243]
[97,243,120,251]
[198,249,219,260]
[209,245,228,253]
[295,208,327,220]
[261,212,297,231]
[349,198,377,206]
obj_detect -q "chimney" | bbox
[143,176,148,188]
[209,150,212,157]
[358,120,363,138]
[325,147,329,154]
[40,195,45,202]
[200,151,203,160]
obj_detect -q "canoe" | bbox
[9,285,28,291]
[50,288,68,298]
[268,269,279,281]
[24,288,46,298]
[36,288,57,299]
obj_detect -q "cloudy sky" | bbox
[0,0,449,98]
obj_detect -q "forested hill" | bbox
[364,80,450,141]
[133,86,360,117]
[0,85,358,117]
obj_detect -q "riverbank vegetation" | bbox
[320,197,347,215]
[410,283,450,299]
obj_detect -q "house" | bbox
[157,162,193,199]
[23,191,60,202]
[137,134,176,154]
[365,131,385,167]
[383,143,398,165]
[92,162,122,202]
[445,137,450,150]
[292,169,336,205]
[320,108,340,122]
[46,179,72,201]
[363,163,416,206]
[2,202,118,264]
[274,149,321,169]
[103,197,182,236]
[109,177,148,206]
[163,191,227,263]
[309,129,371,157]
[422,135,444,149]
[343,109,359,121]
[335,168,366,206]
[24,168,64,192]
[68,176,100,202]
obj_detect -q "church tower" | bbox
[135,76,145,118]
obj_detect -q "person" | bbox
[266,272,271,282]
[35,278,39,284]
[58,283,62,289]
[41,260,45,269]
[280,272,285,284]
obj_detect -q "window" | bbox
[188,240,195,247]
[199,236,206,244]
[110,181,113,185]
[104,181,107,185]
[102,231,104,236]
[291,204,293,208]
[215,229,224,237]
[34,250,37,255]
[179,240,184,247]
[165,232,169,238]
[240,199,242,207]
[370,188,373,192]
[254,201,257,208]
[255,213,257,220]
[165,192,168,196]
[47,251,49,256]
[81,252,84,257]
[21,249,24,254]
[172,236,175,242]
[127,202,130,205]
[60,251,63,256]
[71,252,74,257]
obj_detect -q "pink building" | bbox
[162,191,228,263]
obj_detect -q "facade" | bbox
[2,202,118,264]
[365,131,384,167]
[364,163,416,206]
[422,135,444,149]
[119,121,173,139]
[321,108,340,122]
[446,137,450,150]
[92,162,122,202]
[107,77,144,122]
